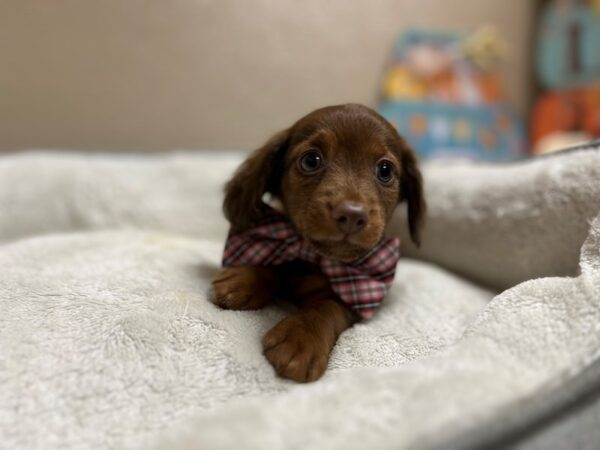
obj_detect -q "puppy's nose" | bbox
[331,202,368,235]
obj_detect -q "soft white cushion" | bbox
[0,231,491,449]
[394,146,600,290]
[0,147,599,449]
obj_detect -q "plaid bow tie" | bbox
[222,213,400,320]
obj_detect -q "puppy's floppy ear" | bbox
[223,129,289,232]
[399,143,426,247]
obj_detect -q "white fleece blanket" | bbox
[0,147,599,450]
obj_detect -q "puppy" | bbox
[212,104,425,382]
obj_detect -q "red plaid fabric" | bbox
[222,213,400,320]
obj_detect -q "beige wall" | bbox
[0,0,536,151]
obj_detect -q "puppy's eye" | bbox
[376,160,395,185]
[298,151,323,174]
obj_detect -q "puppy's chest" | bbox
[274,261,336,303]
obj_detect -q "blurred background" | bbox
[0,0,599,159]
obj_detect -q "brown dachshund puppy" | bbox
[212,104,425,382]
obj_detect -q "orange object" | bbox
[531,84,600,152]
[474,73,504,103]
[409,114,428,136]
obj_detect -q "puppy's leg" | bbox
[212,266,276,310]
[263,273,357,382]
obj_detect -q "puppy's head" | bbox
[223,104,425,262]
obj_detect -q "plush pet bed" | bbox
[0,143,599,449]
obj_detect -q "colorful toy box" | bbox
[378,30,525,161]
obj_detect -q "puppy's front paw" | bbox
[212,266,273,310]
[263,316,329,383]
